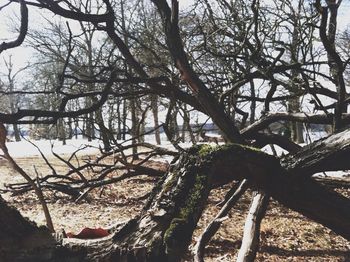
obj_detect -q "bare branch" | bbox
[0,0,28,53]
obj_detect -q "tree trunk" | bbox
[122,98,127,140]
[57,118,66,145]
[288,0,305,144]
[74,117,79,139]
[95,106,112,151]
[249,79,256,124]
[116,97,122,140]
[6,57,21,142]
[85,112,94,142]
[170,107,179,141]
[322,1,347,130]
[0,195,63,261]
[182,104,196,144]
[131,95,139,160]
[136,102,147,143]
[2,136,350,261]
[289,97,304,143]
[151,94,161,145]
[67,118,73,139]
[13,123,21,141]
[1,145,214,261]
[107,98,116,139]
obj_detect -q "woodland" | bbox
[0,0,350,261]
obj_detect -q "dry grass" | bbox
[0,155,349,261]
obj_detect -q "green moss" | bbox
[189,143,262,158]
[192,142,262,157]
[178,174,207,220]
[163,170,208,255]
[238,143,262,153]
[163,143,265,256]
[203,143,263,158]
[198,144,216,157]
[163,218,185,244]
[197,143,262,159]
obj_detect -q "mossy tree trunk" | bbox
[1,136,350,261]
[0,145,214,261]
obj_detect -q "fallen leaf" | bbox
[66,227,109,239]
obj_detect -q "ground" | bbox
[0,145,349,261]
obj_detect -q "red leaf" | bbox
[67,227,109,239]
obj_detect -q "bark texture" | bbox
[281,128,350,175]
[0,146,215,261]
[0,195,67,262]
[1,136,350,261]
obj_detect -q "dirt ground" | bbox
[0,155,349,262]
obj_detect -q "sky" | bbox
[0,0,192,71]
[1,0,349,67]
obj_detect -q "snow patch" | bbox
[2,138,102,158]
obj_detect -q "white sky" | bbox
[0,0,191,72]
[0,0,349,70]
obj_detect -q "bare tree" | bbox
[1,56,30,141]
[0,0,349,261]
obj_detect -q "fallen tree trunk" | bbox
[0,195,72,261]
[314,176,350,189]
[0,146,214,261]
[281,128,350,175]
[198,144,350,240]
[0,140,349,261]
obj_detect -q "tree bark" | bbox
[1,136,350,261]
[95,106,112,151]
[131,94,139,160]
[150,0,243,144]
[281,128,350,176]
[182,103,196,144]
[151,94,161,145]
[1,145,215,261]
[318,1,347,130]
[289,98,304,143]
[0,195,62,261]
[288,0,305,144]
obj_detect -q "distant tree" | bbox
[0,55,30,141]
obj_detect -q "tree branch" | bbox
[0,0,28,53]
